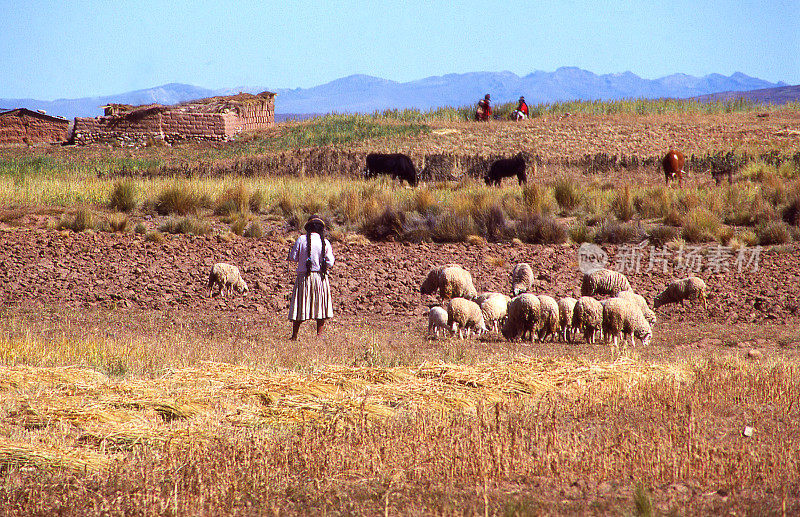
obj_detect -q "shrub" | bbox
[57,208,94,232]
[229,213,250,236]
[611,186,635,221]
[431,212,476,243]
[569,221,596,244]
[735,229,759,247]
[782,197,800,226]
[249,190,265,213]
[634,187,672,219]
[595,219,641,244]
[109,214,129,233]
[408,188,437,215]
[552,177,583,213]
[160,216,211,236]
[214,184,251,216]
[134,222,147,234]
[516,214,567,244]
[681,207,721,243]
[521,183,556,215]
[473,204,511,242]
[155,186,206,215]
[647,225,679,246]
[243,219,263,238]
[108,179,138,212]
[361,207,407,241]
[662,207,684,227]
[145,231,166,243]
[757,221,791,245]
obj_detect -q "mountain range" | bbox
[1,68,795,120]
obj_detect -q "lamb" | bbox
[602,297,652,350]
[480,293,511,332]
[511,263,534,296]
[447,297,488,339]
[571,296,604,343]
[617,290,657,326]
[208,263,248,297]
[654,277,708,309]
[537,295,560,342]
[420,264,478,301]
[501,293,542,342]
[580,268,632,297]
[557,297,577,342]
[427,306,449,338]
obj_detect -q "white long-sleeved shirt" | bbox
[288,233,335,274]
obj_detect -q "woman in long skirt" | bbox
[287,215,335,340]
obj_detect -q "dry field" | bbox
[1,110,800,515]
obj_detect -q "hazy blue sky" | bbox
[1,0,798,100]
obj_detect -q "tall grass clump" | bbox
[521,183,556,215]
[214,183,252,216]
[159,216,211,236]
[154,186,207,216]
[552,177,583,213]
[681,207,722,243]
[516,214,567,244]
[57,208,95,232]
[108,179,138,212]
[611,186,635,221]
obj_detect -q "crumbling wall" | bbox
[0,111,69,145]
[72,111,242,145]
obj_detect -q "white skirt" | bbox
[289,272,333,321]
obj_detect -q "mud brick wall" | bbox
[0,112,69,145]
[73,111,242,145]
[235,97,275,132]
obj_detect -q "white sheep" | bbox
[602,297,652,350]
[480,293,511,332]
[475,291,504,305]
[572,296,604,343]
[617,290,657,326]
[580,268,632,297]
[654,277,708,309]
[557,297,577,342]
[427,306,449,338]
[511,263,534,296]
[501,293,542,342]
[421,264,478,301]
[208,263,248,297]
[447,297,487,339]
[537,295,560,342]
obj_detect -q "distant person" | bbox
[511,96,529,121]
[287,215,335,340]
[475,94,492,121]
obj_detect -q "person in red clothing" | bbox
[511,96,529,121]
[475,94,492,121]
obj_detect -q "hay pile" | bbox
[0,357,686,472]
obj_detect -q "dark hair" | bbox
[304,215,327,277]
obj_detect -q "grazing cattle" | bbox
[484,153,527,186]
[364,153,418,187]
[662,150,686,187]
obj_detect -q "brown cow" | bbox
[662,150,686,187]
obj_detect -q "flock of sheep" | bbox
[422,263,708,350]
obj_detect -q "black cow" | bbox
[484,153,527,186]
[364,153,418,186]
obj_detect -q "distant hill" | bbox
[0,69,790,119]
[692,84,800,104]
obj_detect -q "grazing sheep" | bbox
[617,290,657,326]
[602,298,652,350]
[537,295,560,342]
[511,263,534,296]
[572,296,604,343]
[427,306,449,338]
[420,264,478,301]
[557,297,577,342]
[654,277,708,309]
[447,297,487,339]
[208,263,248,297]
[501,294,542,342]
[580,268,632,297]
[480,293,511,332]
[475,291,504,305]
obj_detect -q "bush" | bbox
[521,183,556,215]
[134,222,147,234]
[229,213,250,236]
[647,225,679,246]
[249,190,265,213]
[473,204,511,242]
[160,216,211,236]
[109,214,129,233]
[431,212,476,243]
[516,214,567,244]
[681,207,721,243]
[214,184,251,216]
[595,219,642,244]
[57,208,94,232]
[611,186,635,221]
[361,207,407,241]
[569,221,596,244]
[552,177,583,213]
[108,179,138,212]
[145,231,166,243]
[155,186,206,215]
[757,221,791,245]
[243,219,263,238]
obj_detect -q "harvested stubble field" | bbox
[1,107,800,515]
